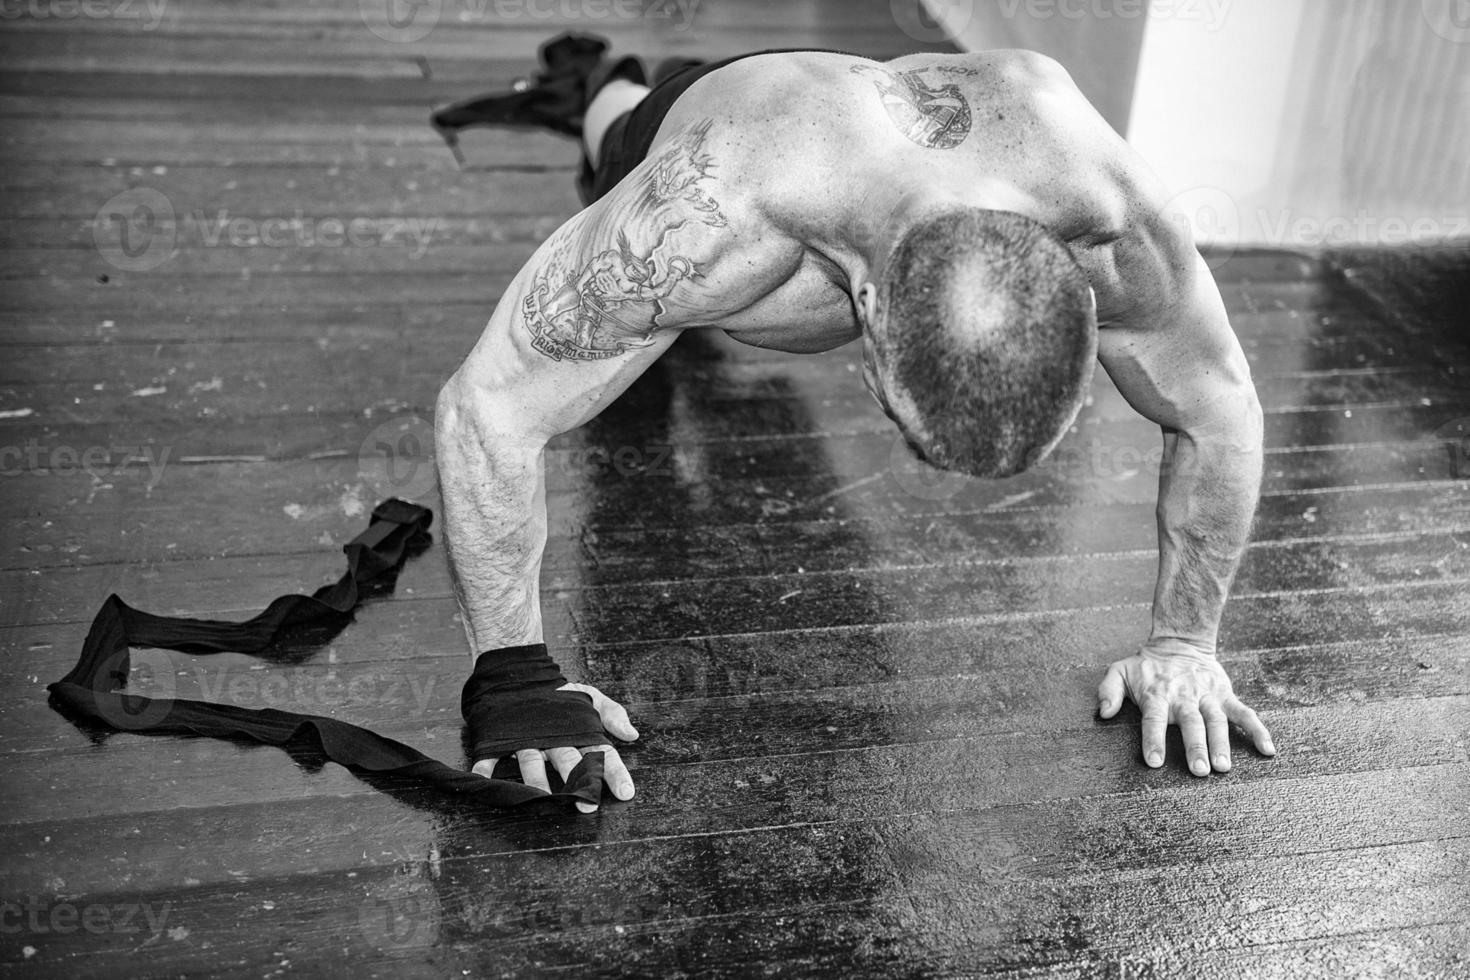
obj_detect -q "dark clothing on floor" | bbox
[580,49,867,204]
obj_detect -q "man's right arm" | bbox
[433,116,782,804]
[436,115,765,653]
[434,300,681,655]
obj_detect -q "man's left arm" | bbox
[1092,228,1276,776]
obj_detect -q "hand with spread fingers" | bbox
[470,682,639,813]
[1097,640,1275,776]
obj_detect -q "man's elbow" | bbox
[435,372,545,471]
[434,373,471,468]
[1177,380,1262,455]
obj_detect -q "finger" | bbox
[545,746,582,784]
[1140,696,1168,768]
[1177,703,1210,777]
[1097,664,1126,718]
[516,749,551,794]
[561,683,640,741]
[549,747,599,813]
[1201,700,1231,772]
[598,697,640,742]
[586,744,635,801]
[1226,697,1276,756]
[471,757,498,779]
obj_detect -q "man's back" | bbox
[604,49,1165,351]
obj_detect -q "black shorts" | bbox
[580,48,864,205]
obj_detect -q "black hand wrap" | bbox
[46,499,604,809]
[461,644,607,760]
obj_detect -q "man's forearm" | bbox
[1150,393,1264,650]
[435,379,549,653]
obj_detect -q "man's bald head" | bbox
[864,207,1098,478]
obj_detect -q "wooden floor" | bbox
[3,2,1469,977]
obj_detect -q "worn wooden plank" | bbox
[0,807,1464,977]
[7,621,1470,769]
[3,634,1467,813]
[0,753,1462,911]
[5,467,1465,571]
[4,494,1468,628]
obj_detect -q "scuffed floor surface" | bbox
[1,2,1467,977]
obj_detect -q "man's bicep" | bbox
[447,263,684,444]
[448,115,770,439]
[1096,249,1257,434]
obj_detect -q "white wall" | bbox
[923,0,1470,247]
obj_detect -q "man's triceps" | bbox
[520,118,730,364]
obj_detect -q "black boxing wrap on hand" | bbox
[461,643,607,759]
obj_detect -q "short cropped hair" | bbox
[870,208,1098,478]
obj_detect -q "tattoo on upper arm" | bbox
[521,119,727,363]
[850,64,979,150]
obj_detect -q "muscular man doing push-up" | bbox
[433,38,1277,813]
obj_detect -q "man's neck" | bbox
[834,184,1026,295]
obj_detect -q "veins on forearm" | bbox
[437,424,548,649]
[1151,430,1260,645]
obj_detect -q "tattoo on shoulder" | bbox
[521,119,727,363]
[850,64,975,149]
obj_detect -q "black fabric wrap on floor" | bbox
[45,498,604,809]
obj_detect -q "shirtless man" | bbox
[435,46,1277,813]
